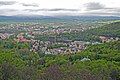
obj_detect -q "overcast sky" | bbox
[0,0,120,16]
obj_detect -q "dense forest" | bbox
[0,39,120,80]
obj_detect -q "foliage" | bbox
[0,39,120,80]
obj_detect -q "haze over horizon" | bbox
[0,0,120,16]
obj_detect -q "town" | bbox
[0,21,119,55]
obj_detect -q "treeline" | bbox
[0,39,120,80]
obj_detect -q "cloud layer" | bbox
[83,2,120,16]
[85,2,105,10]
[0,1,16,6]
[21,3,39,7]
[24,8,79,12]
[0,0,120,16]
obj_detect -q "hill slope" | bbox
[58,21,120,41]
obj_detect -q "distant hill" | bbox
[56,16,120,21]
[0,16,120,22]
[0,16,58,22]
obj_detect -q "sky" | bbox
[0,0,120,16]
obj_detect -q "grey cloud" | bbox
[85,2,120,12]
[85,2,105,10]
[24,8,79,12]
[0,9,18,12]
[24,9,46,12]
[48,8,79,11]
[97,8,120,14]
[0,9,18,15]
[83,11,120,16]
[21,3,39,7]
[0,1,16,6]
[106,8,120,12]
[84,2,120,16]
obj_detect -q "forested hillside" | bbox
[0,40,120,80]
[57,21,120,41]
